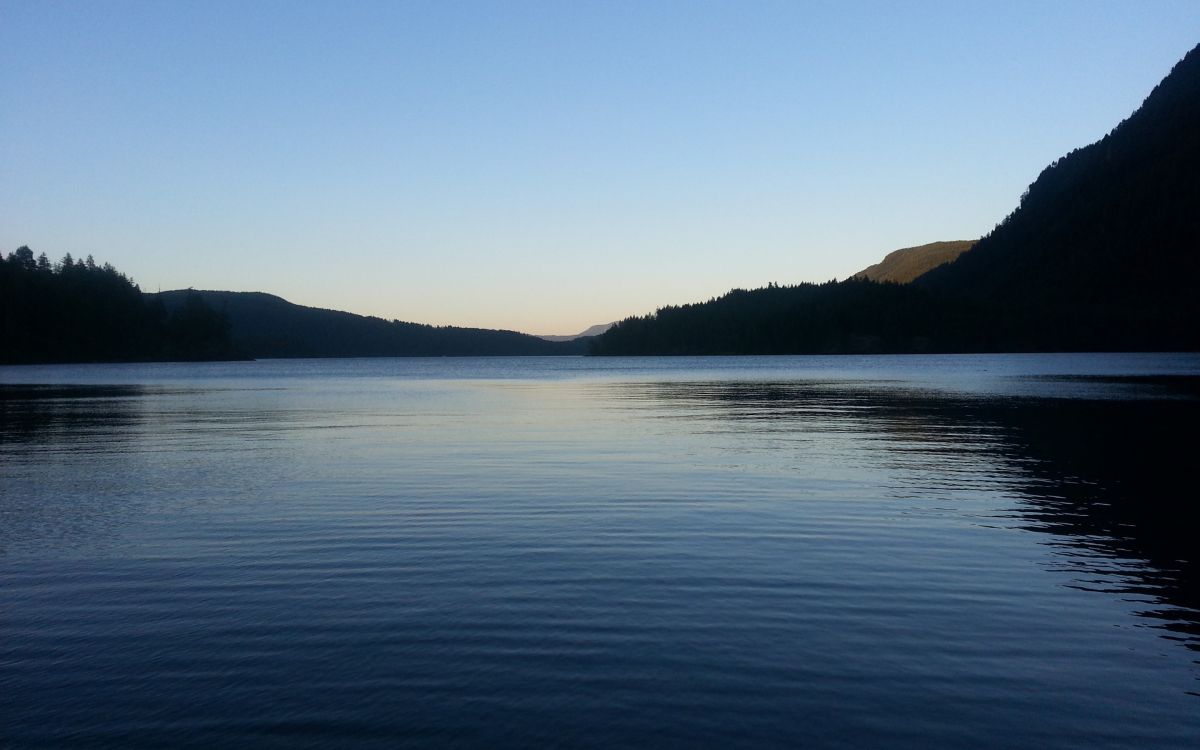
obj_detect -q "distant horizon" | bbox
[4,1,1198,333]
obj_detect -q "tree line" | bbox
[1,247,239,364]
[589,279,997,355]
[589,271,1199,356]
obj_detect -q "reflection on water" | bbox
[1,384,148,442]
[1,356,1198,748]
[601,377,1199,668]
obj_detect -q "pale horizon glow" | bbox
[2,1,1198,335]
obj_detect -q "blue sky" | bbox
[3,1,1198,334]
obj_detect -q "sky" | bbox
[2,2,1198,335]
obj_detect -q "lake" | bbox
[2,353,1198,748]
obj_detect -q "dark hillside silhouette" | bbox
[151,290,588,358]
[917,43,1200,347]
[594,43,1200,355]
[3,250,584,364]
[1,248,238,363]
[590,279,990,355]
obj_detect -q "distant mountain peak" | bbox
[853,241,976,284]
[538,322,615,342]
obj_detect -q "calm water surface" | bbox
[2,354,1198,748]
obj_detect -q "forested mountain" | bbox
[3,250,585,363]
[10,43,1198,362]
[916,42,1200,343]
[854,241,975,283]
[1,248,238,363]
[151,290,588,358]
[589,280,988,355]
[593,43,1200,355]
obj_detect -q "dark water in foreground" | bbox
[2,354,1198,748]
